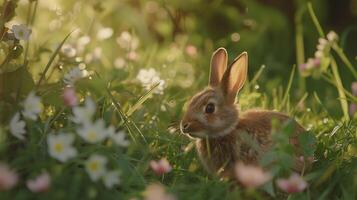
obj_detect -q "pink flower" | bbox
[185,45,197,58]
[351,82,357,96]
[235,162,271,188]
[0,163,18,191]
[144,183,176,200]
[26,172,51,193]
[276,173,307,193]
[150,158,172,175]
[62,87,78,107]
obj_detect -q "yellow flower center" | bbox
[54,143,63,153]
[89,162,98,171]
[88,131,97,141]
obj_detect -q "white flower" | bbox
[97,27,113,40]
[103,171,120,189]
[114,58,126,69]
[9,112,26,140]
[116,31,139,50]
[61,44,77,58]
[63,66,89,86]
[108,126,130,147]
[76,35,91,53]
[136,68,165,94]
[85,154,107,181]
[77,119,108,143]
[71,97,96,124]
[47,133,77,162]
[12,24,32,41]
[85,47,102,63]
[327,31,338,43]
[22,92,43,120]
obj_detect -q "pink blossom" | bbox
[26,172,51,193]
[62,87,78,107]
[276,173,307,193]
[235,162,271,188]
[0,163,18,191]
[144,183,176,200]
[351,82,357,96]
[150,158,172,175]
[185,45,197,57]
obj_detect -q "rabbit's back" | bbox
[196,109,305,178]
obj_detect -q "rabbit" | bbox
[180,47,310,179]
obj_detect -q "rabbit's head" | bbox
[180,48,248,138]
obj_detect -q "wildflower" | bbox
[108,127,130,147]
[127,51,139,61]
[276,173,307,193]
[9,112,26,140]
[85,47,102,63]
[299,57,321,75]
[114,58,126,69]
[116,31,139,50]
[144,183,176,200]
[351,82,357,96]
[136,68,165,94]
[85,154,107,181]
[150,158,172,175]
[71,97,96,124]
[77,119,108,143]
[22,92,43,120]
[47,133,77,162]
[63,65,89,86]
[62,87,77,107]
[12,24,31,41]
[97,27,113,40]
[103,171,120,189]
[185,45,198,57]
[327,31,338,43]
[235,162,271,188]
[26,172,51,193]
[61,44,77,58]
[0,163,18,191]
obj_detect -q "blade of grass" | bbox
[307,2,325,37]
[330,58,350,121]
[322,74,357,103]
[332,45,357,79]
[279,65,296,111]
[295,4,306,94]
[36,30,74,89]
[250,64,266,86]
[126,82,159,116]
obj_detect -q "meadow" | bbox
[0,0,356,199]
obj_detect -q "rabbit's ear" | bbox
[209,48,228,87]
[221,52,248,104]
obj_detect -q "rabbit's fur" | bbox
[180,48,308,179]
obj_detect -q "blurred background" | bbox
[7,0,357,117]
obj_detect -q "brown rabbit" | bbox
[180,48,309,179]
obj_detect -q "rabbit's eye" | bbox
[205,103,215,114]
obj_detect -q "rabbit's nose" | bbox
[180,121,191,133]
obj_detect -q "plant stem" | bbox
[330,58,349,121]
[332,45,357,79]
[307,2,325,37]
